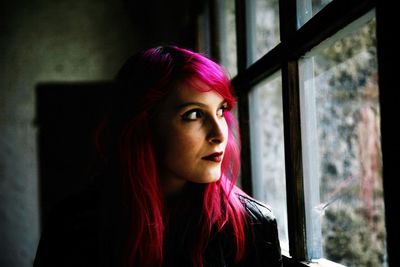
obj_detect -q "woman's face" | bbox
[153,83,229,192]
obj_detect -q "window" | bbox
[299,11,386,265]
[219,0,238,77]
[247,0,280,65]
[297,0,334,28]
[196,0,394,266]
[248,71,289,252]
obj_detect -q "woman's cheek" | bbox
[174,131,200,153]
[162,125,192,155]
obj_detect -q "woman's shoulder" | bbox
[234,193,283,267]
[235,193,276,225]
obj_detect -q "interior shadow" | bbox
[35,82,112,228]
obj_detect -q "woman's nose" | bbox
[206,116,226,144]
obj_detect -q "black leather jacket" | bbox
[34,180,282,267]
[234,194,283,267]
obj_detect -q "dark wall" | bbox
[125,0,203,48]
[0,0,200,266]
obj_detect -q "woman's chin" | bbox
[195,173,221,184]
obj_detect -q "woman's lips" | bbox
[202,152,223,163]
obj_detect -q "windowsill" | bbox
[283,253,347,267]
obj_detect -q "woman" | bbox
[34,45,282,267]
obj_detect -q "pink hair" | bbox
[97,46,247,267]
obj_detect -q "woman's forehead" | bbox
[171,84,225,105]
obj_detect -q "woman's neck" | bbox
[160,172,187,196]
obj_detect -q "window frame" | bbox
[197,0,397,266]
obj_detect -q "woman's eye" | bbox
[217,105,228,117]
[182,109,203,121]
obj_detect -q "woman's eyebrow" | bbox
[175,102,207,110]
[175,100,227,110]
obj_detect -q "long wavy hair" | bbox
[96,45,248,267]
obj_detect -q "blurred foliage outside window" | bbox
[248,0,280,65]
[249,71,289,253]
[219,0,237,78]
[299,11,387,266]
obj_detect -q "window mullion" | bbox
[376,2,398,267]
[234,0,248,74]
[236,86,253,196]
[280,0,307,261]
[209,0,221,62]
[234,0,253,195]
[281,60,307,261]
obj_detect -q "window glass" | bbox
[299,10,387,266]
[297,0,334,28]
[249,71,289,252]
[247,0,280,65]
[220,0,237,78]
[196,2,211,56]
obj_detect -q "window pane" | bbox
[247,0,280,65]
[220,0,237,78]
[297,0,334,28]
[299,10,387,266]
[249,71,289,252]
[196,1,211,56]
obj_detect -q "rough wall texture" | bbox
[0,0,140,266]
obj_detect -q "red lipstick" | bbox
[202,152,223,163]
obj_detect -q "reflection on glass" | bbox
[247,0,280,65]
[220,0,237,78]
[297,0,334,28]
[249,71,289,252]
[299,10,387,266]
